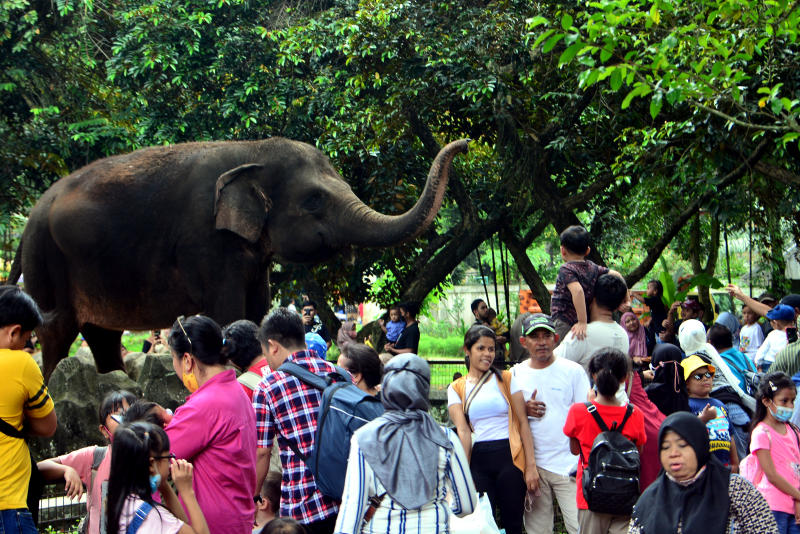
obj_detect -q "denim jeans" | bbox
[773,511,800,534]
[0,509,37,534]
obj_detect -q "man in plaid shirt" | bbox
[253,307,339,534]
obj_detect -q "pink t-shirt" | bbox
[59,445,110,534]
[751,422,800,514]
[117,496,183,534]
[166,369,257,534]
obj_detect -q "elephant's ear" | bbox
[214,163,271,243]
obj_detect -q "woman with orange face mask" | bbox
[165,315,258,534]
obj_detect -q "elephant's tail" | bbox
[7,239,23,284]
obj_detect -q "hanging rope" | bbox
[490,235,500,310]
[749,183,753,297]
[500,240,512,324]
[475,248,490,304]
[724,223,731,284]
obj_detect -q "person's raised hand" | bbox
[726,284,745,301]
[699,403,717,423]
[170,458,195,495]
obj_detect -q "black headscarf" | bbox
[645,344,690,415]
[632,412,731,534]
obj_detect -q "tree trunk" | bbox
[503,231,551,314]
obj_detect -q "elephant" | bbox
[9,137,468,379]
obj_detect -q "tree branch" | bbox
[624,137,771,286]
[540,86,599,145]
[404,106,477,222]
[754,160,800,185]
[502,227,551,314]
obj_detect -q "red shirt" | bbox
[563,401,647,509]
[240,358,271,400]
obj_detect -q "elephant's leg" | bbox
[38,312,80,382]
[80,323,124,373]
[245,270,270,325]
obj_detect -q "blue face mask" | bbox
[149,473,161,493]
[770,404,794,423]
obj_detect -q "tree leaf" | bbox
[649,92,663,119]
[558,42,583,66]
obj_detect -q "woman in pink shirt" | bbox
[165,315,257,534]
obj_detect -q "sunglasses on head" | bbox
[177,315,193,353]
[691,371,714,380]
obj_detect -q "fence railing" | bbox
[39,484,84,533]
[427,358,510,400]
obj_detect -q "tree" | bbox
[3,0,799,312]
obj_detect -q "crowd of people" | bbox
[4,223,800,534]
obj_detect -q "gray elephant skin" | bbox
[10,137,469,379]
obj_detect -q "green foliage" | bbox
[2,0,799,311]
[527,0,800,147]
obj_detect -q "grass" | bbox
[67,331,152,357]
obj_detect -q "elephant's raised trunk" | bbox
[342,139,469,247]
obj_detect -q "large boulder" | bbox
[136,354,189,413]
[124,351,147,382]
[31,354,142,457]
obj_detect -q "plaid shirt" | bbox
[253,350,339,523]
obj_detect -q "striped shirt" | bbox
[252,350,339,524]
[334,427,476,534]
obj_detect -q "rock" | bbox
[124,351,147,382]
[136,354,188,413]
[74,346,95,367]
[31,355,142,458]
[30,351,43,370]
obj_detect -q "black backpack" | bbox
[581,402,641,515]
[277,361,384,500]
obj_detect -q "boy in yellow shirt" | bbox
[0,285,57,531]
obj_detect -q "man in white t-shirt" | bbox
[554,273,629,373]
[512,314,589,534]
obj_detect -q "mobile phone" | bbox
[787,326,798,344]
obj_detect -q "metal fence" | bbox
[39,484,84,533]
[427,358,511,401]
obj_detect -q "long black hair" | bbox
[752,371,795,430]
[106,421,168,532]
[463,324,501,378]
[588,348,630,397]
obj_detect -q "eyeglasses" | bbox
[177,315,193,353]
[109,413,125,424]
[152,453,177,461]
[691,371,714,381]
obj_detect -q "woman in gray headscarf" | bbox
[334,354,477,534]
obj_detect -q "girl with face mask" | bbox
[106,421,208,534]
[750,372,800,533]
[166,315,258,534]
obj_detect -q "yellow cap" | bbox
[681,354,715,382]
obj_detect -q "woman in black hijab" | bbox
[645,344,690,415]
[629,412,777,534]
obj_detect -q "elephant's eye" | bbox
[302,192,325,214]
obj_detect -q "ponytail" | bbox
[588,348,630,397]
